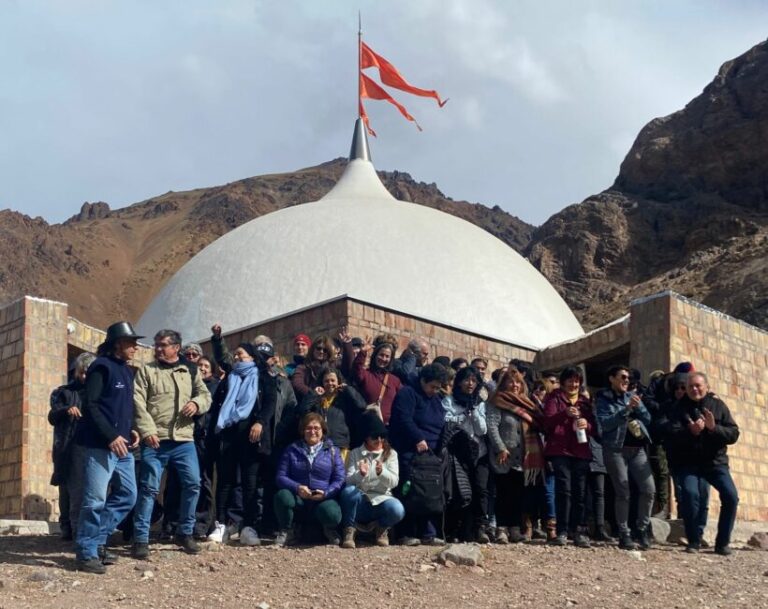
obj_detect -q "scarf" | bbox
[215,361,259,432]
[489,386,545,486]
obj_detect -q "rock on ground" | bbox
[437,544,484,567]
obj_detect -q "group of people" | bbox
[48,321,741,574]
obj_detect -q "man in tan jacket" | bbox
[131,329,211,559]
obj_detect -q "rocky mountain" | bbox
[1,40,766,335]
[526,39,768,330]
[0,160,533,328]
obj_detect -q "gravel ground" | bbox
[0,535,766,609]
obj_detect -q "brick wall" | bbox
[203,297,536,374]
[0,298,26,518]
[665,293,768,522]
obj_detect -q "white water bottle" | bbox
[575,427,588,444]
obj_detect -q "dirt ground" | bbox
[0,535,766,609]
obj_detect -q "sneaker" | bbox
[714,545,732,556]
[174,534,201,554]
[239,526,261,547]
[619,534,638,551]
[399,536,421,547]
[224,523,239,542]
[97,545,118,565]
[531,527,547,541]
[274,528,298,547]
[374,527,390,547]
[323,526,341,546]
[76,558,106,574]
[495,527,509,545]
[207,522,226,543]
[341,526,356,549]
[131,542,150,560]
[574,533,591,549]
[700,539,711,549]
[548,534,567,546]
[685,542,700,554]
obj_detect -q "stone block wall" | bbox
[0,299,26,518]
[666,293,768,522]
[205,297,536,374]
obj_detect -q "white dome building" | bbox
[137,120,583,354]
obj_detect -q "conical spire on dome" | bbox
[349,117,371,162]
[321,119,395,202]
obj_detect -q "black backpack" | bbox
[403,450,446,515]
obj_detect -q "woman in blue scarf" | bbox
[211,342,277,546]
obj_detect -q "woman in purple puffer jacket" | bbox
[273,412,346,546]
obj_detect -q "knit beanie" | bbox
[673,362,695,374]
[238,343,257,359]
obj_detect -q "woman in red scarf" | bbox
[542,366,595,548]
[487,369,546,543]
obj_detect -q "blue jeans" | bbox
[134,441,200,542]
[673,465,738,548]
[340,486,405,528]
[75,448,137,560]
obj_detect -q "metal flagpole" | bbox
[358,11,362,118]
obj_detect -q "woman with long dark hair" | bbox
[291,335,335,399]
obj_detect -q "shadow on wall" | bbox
[23,494,52,521]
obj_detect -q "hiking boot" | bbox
[476,527,491,544]
[495,527,509,545]
[545,518,558,542]
[508,526,526,543]
[374,526,390,547]
[574,533,591,548]
[399,536,421,547]
[97,545,118,565]
[531,525,547,541]
[715,545,732,556]
[422,537,446,546]
[521,515,533,541]
[323,526,341,546]
[174,534,201,554]
[131,542,150,560]
[548,534,567,546]
[593,526,614,542]
[619,534,638,550]
[76,558,106,574]
[637,529,652,551]
[341,526,356,549]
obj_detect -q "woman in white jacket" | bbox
[339,414,405,548]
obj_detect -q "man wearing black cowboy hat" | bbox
[74,321,143,574]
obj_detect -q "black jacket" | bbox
[662,393,739,468]
[299,386,366,450]
[48,380,86,485]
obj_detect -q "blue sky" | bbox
[1,0,766,225]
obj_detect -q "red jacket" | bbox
[542,389,595,460]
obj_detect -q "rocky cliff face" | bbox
[0,160,532,328]
[526,39,768,331]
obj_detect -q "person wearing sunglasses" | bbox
[596,365,655,551]
[291,335,336,400]
[339,413,404,548]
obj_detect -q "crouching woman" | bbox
[273,413,346,546]
[340,414,405,548]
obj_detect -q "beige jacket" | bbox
[134,360,211,441]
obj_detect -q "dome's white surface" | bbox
[138,155,583,349]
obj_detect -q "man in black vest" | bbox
[74,322,142,574]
